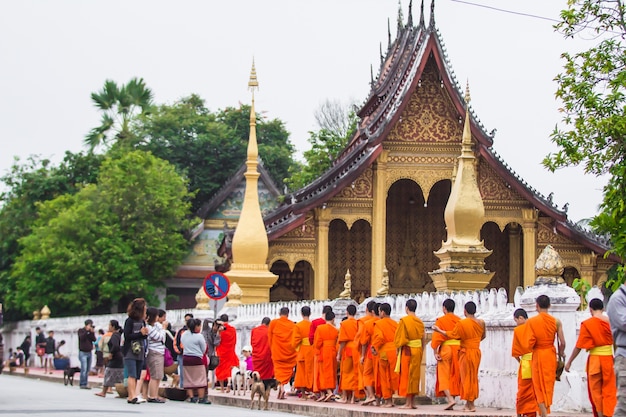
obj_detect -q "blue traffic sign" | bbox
[203,272,230,300]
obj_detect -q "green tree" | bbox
[286,109,358,191]
[0,152,103,320]
[86,78,154,151]
[544,1,626,283]
[9,151,194,315]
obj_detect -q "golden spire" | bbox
[248,59,259,93]
[461,80,472,151]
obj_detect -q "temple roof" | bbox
[263,0,614,259]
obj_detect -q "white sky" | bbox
[0,0,607,222]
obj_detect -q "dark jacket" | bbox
[77,327,96,352]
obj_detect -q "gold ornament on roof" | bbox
[248,59,259,92]
[224,282,244,307]
[195,286,210,310]
[40,305,51,320]
[534,245,565,285]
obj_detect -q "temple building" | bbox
[168,1,617,307]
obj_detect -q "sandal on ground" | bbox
[147,397,165,403]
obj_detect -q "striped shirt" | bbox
[146,322,165,354]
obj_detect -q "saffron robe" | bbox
[338,317,359,392]
[512,323,538,416]
[268,316,297,385]
[394,315,425,396]
[215,322,239,381]
[354,315,374,392]
[526,312,557,413]
[431,313,461,397]
[576,316,617,417]
[251,324,274,379]
[446,317,484,402]
[372,317,399,399]
[292,319,314,391]
[359,317,380,394]
[313,323,338,391]
[310,316,326,392]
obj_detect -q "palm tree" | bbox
[85,78,153,150]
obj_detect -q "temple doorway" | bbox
[328,219,372,299]
[269,260,313,301]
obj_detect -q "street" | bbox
[0,376,297,417]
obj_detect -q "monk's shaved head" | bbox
[536,295,551,309]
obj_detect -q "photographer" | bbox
[202,319,223,357]
[77,319,96,389]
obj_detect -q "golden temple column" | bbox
[371,151,389,295]
[521,208,538,288]
[579,252,596,285]
[508,224,522,300]
[314,208,330,300]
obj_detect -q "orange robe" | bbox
[360,316,381,395]
[291,319,314,391]
[215,323,239,381]
[251,324,274,379]
[575,316,616,417]
[313,323,338,391]
[431,313,461,397]
[394,315,424,396]
[372,317,399,399]
[268,316,297,385]
[526,312,557,413]
[310,316,326,392]
[338,317,359,392]
[446,317,484,402]
[354,315,373,393]
[512,323,538,416]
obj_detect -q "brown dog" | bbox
[249,371,278,410]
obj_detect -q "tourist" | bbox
[371,302,398,408]
[358,300,380,406]
[607,282,626,415]
[251,317,273,380]
[394,298,425,410]
[433,301,486,412]
[145,307,167,403]
[525,295,566,417]
[123,298,148,404]
[337,304,359,404]
[35,326,46,367]
[95,320,123,398]
[313,310,338,402]
[18,335,31,368]
[77,319,96,389]
[173,312,194,388]
[94,329,105,377]
[241,345,253,371]
[291,306,313,399]
[511,308,537,417]
[565,298,616,417]
[431,299,461,410]
[181,318,210,404]
[269,307,297,400]
[44,330,56,375]
[214,314,238,391]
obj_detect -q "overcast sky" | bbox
[0,0,606,222]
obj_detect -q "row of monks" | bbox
[235,295,616,416]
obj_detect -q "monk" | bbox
[251,317,274,380]
[313,310,338,402]
[433,301,485,412]
[292,306,314,399]
[337,304,359,403]
[431,298,461,410]
[565,298,616,417]
[526,295,566,417]
[357,300,379,406]
[269,307,297,399]
[394,298,425,409]
[512,308,538,417]
[371,302,398,408]
[310,305,332,398]
[215,314,239,391]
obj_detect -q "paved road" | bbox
[0,376,298,417]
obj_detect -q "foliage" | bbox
[602,263,621,294]
[0,152,103,320]
[286,110,358,191]
[572,277,592,310]
[544,0,626,286]
[85,78,153,151]
[8,151,194,316]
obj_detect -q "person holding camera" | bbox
[77,319,96,389]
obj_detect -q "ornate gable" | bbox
[478,158,525,203]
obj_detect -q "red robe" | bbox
[431,313,461,397]
[314,323,338,391]
[575,316,616,417]
[251,324,274,379]
[215,322,239,381]
[268,316,297,385]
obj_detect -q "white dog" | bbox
[231,359,248,396]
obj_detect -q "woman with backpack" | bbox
[95,320,123,398]
[123,298,148,404]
